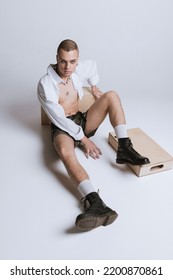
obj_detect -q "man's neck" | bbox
[54,64,68,81]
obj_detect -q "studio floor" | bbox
[1,91,173,260]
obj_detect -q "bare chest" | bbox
[58,79,79,115]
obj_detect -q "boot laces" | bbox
[81,196,90,211]
[80,189,102,211]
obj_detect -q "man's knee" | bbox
[54,139,75,162]
[106,90,119,99]
[104,90,120,104]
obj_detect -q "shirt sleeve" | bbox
[37,77,85,141]
[76,60,100,86]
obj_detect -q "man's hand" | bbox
[91,85,104,99]
[80,136,102,159]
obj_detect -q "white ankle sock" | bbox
[78,180,96,197]
[114,124,128,139]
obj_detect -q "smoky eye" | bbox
[70,60,77,64]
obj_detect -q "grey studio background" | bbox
[0,0,173,260]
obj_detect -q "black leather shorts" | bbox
[51,111,97,144]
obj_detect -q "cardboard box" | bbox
[108,128,173,177]
[41,87,95,125]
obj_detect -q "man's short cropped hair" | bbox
[57,39,79,54]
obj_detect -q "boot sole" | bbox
[116,159,150,166]
[76,211,118,231]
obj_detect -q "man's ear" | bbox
[56,55,58,62]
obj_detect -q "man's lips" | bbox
[64,71,71,75]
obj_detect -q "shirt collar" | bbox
[47,64,83,98]
[47,64,78,85]
[47,64,65,84]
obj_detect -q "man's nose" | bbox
[65,62,70,69]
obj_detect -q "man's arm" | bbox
[37,78,85,141]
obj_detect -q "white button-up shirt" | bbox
[37,60,99,140]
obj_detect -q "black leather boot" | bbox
[75,192,118,231]
[116,137,150,165]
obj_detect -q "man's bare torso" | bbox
[58,79,79,116]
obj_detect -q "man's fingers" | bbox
[82,139,102,159]
[88,148,102,159]
[85,152,89,159]
[95,147,102,155]
[89,152,98,159]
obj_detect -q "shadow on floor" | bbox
[8,96,81,199]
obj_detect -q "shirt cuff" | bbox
[87,74,100,86]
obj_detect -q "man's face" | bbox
[56,49,79,78]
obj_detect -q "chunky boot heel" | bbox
[75,192,118,231]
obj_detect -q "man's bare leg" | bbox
[53,133,118,231]
[85,90,150,165]
[53,134,89,185]
[85,91,125,133]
